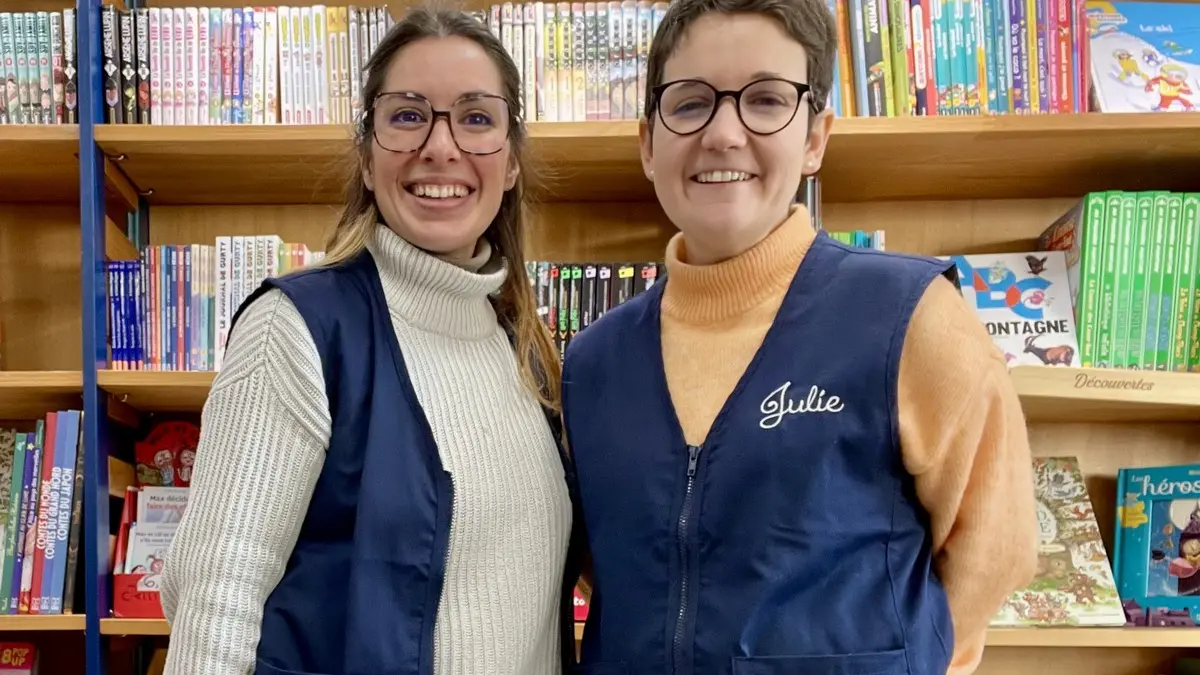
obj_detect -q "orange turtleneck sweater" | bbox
[659,206,1038,675]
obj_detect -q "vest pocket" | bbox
[570,662,630,675]
[731,649,907,675]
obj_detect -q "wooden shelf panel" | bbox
[0,125,79,204]
[100,618,170,636]
[98,370,214,413]
[0,371,84,420]
[1012,366,1200,423]
[93,114,1200,206]
[98,366,1200,423]
[0,614,85,631]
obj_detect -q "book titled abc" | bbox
[942,250,1082,367]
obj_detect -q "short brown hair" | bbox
[643,0,838,120]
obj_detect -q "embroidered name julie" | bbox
[759,381,845,429]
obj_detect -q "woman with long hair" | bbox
[159,7,581,675]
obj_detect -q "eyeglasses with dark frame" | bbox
[650,77,815,136]
[368,91,514,155]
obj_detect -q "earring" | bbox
[649,170,655,180]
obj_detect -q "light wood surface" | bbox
[0,614,86,631]
[94,113,1200,206]
[0,125,79,204]
[0,371,83,421]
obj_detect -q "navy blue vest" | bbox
[226,249,584,675]
[561,233,957,675]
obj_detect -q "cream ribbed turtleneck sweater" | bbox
[160,224,572,675]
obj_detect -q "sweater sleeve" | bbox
[159,289,332,675]
[896,276,1039,675]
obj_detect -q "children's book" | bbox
[990,457,1127,627]
[1114,463,1200,626]
[941,251,1081,368]
[1086,1,1200,112]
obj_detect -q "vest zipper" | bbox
[672,444,703,675]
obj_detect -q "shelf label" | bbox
[1072,372,1156,392]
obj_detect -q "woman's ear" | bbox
[362,153,376,193]
[505,153,521,191]
[638,118,653,182]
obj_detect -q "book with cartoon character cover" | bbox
[1086,0,1200,112]
[1114,463,1200,627]
[990,457,1127,627]
[941,250,1082,368]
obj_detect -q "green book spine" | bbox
[1177,193,1200,371]
[1074,194,1107,367]
[1126,192,1154,369]
[1095,191,1123,367]
[1112,193,1137,367]
[1143,193,1169,369]
[1157,193,1183,369]
[0,432,24,603]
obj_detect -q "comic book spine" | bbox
[243,8,257,125]
[972,0,988,114]
[50,12,63,123]
[207,8,221,124]
[1074,194,1106,367]
[1124,193,1153,370]
[636,2,650,117]
[36,12,49,124]
[887,0,910,115]
[120,10,136,124]
[160,8,173,125]
[596,3,611,119]
[314,6,327,125]
[323,6,338,124]
[514,3,527,119]
[570,3,586,121]
[958,0,976,113]
[1110,193,1135,368]
[555,3,571,121]
[604,2,621,120]
[1171,193,1198,372]
[1053,0,1069,112]
[615,263,634,305]
[18,13,32,122]
[279,6,293,124]
[1007,0,1027,112]
[336,7,349,124]
[931,0,951,114]
[568,265,582,346]
[541,3,557,121]
[523,3,537,121]
[581,264,597,330]
[102,6,119,122]
[947,0,964,113]
[147,8,160,125]
[346,6,359,124]
[1,13,16,124]
[301,7,314,124]
[548,263,561,354]
[860,0,886,115]
[535,262,550,330]
[638,262,658,294]
[620,0,636,120]
[134,9,148,124]
[1156,194,1182,370]
[992,0,1010,112]
[1141,193,1168,370]
[265,7,279,124]
[170,8,183,124]
[1036,0,1049,112]
[557,263,571,350]
[980,0,997,112]
[187,7,200,125]
[584,2,597,120]
[252,6,266,126]
[0,435,26,608]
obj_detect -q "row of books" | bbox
[829,0,1091,118]
[100,4,394,126]
[0,412,84,618]
[1037,190,1200,372]
[0,9,78,125]
[105,239,326,372]
[526,229,886,356]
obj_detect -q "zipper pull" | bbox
[686,445,702,477]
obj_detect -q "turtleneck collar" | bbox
[661,206,817,325]
[365,223,507,339]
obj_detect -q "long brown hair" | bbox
[321,2,561,413]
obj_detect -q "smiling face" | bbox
[363,34,519,263]
[640,12,833,265]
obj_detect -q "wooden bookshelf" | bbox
[0,615,87,632]
[0,371,84,420]
[92,112,1200,206]
[99,618,171,637]
[96,367,1200,424]
[0,125,80,204]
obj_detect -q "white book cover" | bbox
[279,6,293,124]
[265,235,282,279]
[230,236,245,332]
[254,236,267,289]
[149,8,161,124]
[209,8,223,124]
[539,2,555,121]
[240,8,255,125]
[292,6,305,124]
[512,4,525,113]
[173,8,185,124]
[348,6,361,121]
[558,2,573,121]
[337,7,349,124]
[313,5,328,124]
[300,6,313,124]
[215,236,231,371]
[264,7,278,124]
[163,8,175,125]
[222,9,234,124]
[525,3,537,121]
[252,5,265,124]
[244,234,257,299]
[327,5,342,124]
[942,250,1082,368]
[196,7,209,126]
